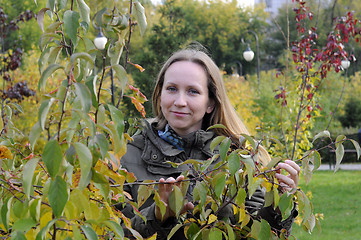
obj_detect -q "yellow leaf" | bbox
[238,207,246,224]
[104,202,119,222]
[262,181,273,192]
[40,211,52,229]
[241,214,250,229]
[145,233,157,240]
[232,204,238,215]
[0,145,13,159]
[208,214,218,224]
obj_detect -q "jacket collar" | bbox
[144,120,216,158]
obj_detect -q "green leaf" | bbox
[92,169,110,200]
[108,104,125,134]
[39,33,60,51]
[258,219,271,240]
[69,189,89,214]
[334,143,344,173]
[185,222,201,240]
[63,10,80,44]
[279,193,293,220]
[240,134,256,149]
[137,181,154,207]
[94,134,109,160]
[225,223,235,240]
[48,176,68,218]
[112,64,128,94]
[1,197,13,231]
[12,218,36,232]
[71,52,94,70]
[350,139,361,160]
[29,198,41,222]
[168,223,184,240]
[311,151,321,172]
[80,224,98,240]
[57,0,67,10]
[74,142,92,189]
[168,185,184,217]
[85,75,98,108]
[200,156,216,172]
[302,213,316,234]
[235,188,247,206]
[47,0,55,11]
[43,140,63,178]
[210,135,226,152]
[11,231,27,240]
[95,8,107,28]
[154,191,167,220]
[209,228,223,240]
[296,190,311,220]
[35,219,56,240]
[76,0,90,25]
[212,172,226,198]
[8,102,23,114]
[108,40,124,66]
[248,178,264,198]
[23,157,40,197]
[264,190,274,207]
[312,130,330,143]
[45,22,63,34]
[38,64,64,91]
[47,46,62,65]
[65,144,76,165]
[335,135,346,147]
[265,157,281,170]
[219,138,231,161]
[207,124,227,131]
[37,8,50,32]
[103,220,124,239]
[13,200,26,219]
[228,151,240,176]
[38,98,54,130]
[193,181,207,207]
[133,1,147,36]
[74,83,92,113]
[302,156,313,185]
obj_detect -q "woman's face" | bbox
[160,61,214,136]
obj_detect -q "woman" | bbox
[120,47,300,239]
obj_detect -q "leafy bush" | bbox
[0,1,360,240]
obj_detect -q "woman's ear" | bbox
[206,100,215,114]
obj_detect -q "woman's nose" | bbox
[174,93,187,106]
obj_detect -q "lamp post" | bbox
[341,59,350,70]
[242,30,260,90]
[94,30,107,50]
[231,61,243,77]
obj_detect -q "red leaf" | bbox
[307,93,313,100]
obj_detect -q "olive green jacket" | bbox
[120,121,297,239]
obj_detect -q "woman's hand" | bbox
[275,160,301,194]
[155,175,194,221]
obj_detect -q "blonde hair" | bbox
[152,47,270,165]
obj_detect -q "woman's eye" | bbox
[189,89,199,94]
[166,86,177,92]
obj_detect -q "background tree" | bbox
[130,0,269,116]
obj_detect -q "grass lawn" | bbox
[291,170,361,240]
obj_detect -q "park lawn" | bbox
[291,170,361,240]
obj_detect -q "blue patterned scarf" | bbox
[158,124,184,150]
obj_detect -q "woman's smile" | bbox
[160,61,214,136]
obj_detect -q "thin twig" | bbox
[291,68,309,160]
[116,0,133,108]
[94,55,107,123]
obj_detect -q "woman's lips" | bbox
[172,111,188,117]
